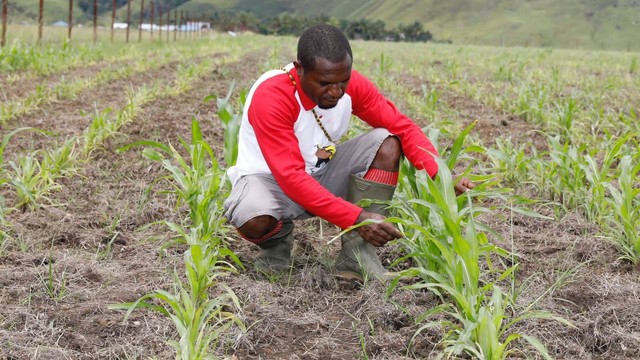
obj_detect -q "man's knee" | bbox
[380,136,402,158]
[238,215,278,239]
[371,136,402,171]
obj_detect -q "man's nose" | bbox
[328,83,343,98]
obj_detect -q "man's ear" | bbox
[293,60,304,76]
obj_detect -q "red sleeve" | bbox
[248,76,362,229]
[348,70,439,177]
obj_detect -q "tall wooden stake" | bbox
[150,1,154,39]
[1,0,7,47]
[68,0,74,40]
[173,9,177,42]
[93,0,97,43]
[111,0,116,42]
[139,0,144,42]
[158,7,162,42]
[126,0,131,43]
[38,0,43,42]
[178,11,183,40]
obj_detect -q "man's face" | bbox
[294,55,352,109]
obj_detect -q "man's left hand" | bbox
[454,177,475,196]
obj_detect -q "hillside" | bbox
[341,0,640,50]
[7,0,640,50]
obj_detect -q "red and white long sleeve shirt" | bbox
[227,63,439,229]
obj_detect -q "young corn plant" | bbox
[205,80,247,168]
[390,156,570,359]
[603,155,640,265]
[0,127,41,218]
[40,139,80,180]
[386,121,571,359]
[552,97,578,142]
[82,108,115,156]
[110,226,244,359]
[580,133,634,224]
[114,118,244,359]
[483,137,535,189]
[127,119,234,243]
[544,136,590,212]
[7,154,60,211]
[37,250,68,304]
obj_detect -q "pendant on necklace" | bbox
[315,144,336,166]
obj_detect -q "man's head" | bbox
[294,25,353,109]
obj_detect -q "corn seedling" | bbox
[125,119,233,244]
[40,139,80,179]
[544,136,590,211]
[580,133,634,223]
[8,154,59,211]
[37,247,68,304]
[384,120,570,359]
[113,118,244,359]
[205,80,247,168]
[553,97,577,141]
[421,84,440,118]
[110,226,244,359]
[0,127,41,216]
[390,156,570,359]
[483,137,534,188]
[82,108,114,156]
[603,156,640,265]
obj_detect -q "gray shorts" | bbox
[224,128,393,228]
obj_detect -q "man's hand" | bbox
[454,176,476,196]
[355,210,403,247]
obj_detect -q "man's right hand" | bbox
[355,210,403,247]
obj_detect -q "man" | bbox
[224,24,474,281]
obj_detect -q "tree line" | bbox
[213,12,436,43]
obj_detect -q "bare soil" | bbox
[1,49,639,360]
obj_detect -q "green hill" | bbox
[7,0,640,50]
[340,0,640,50]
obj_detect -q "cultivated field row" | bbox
[1,34,639,359]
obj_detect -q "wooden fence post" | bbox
[93,0,97,43]
[126,0,131,43]
[179,11,183,40]
[111,0,116,42]
[138,0,144,42]
[150,1,154,39]
[1,0,7,47]
[68,0,74,40]
[38,0,43,42]
[173,9,177,42]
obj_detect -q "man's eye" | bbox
[319,82,330,86]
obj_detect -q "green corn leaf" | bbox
[446,119,478,169]
[118,139,172,154]
[520,334,554,360]
[191,118,203,144]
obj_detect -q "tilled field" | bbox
[1,35,639,360]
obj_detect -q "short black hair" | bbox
[297,24,353,71]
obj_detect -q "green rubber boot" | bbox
[334,175,396,282]
[254,220,294,273]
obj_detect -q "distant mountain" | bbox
[9,0,640,50]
